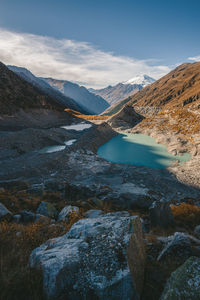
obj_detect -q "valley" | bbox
[1,61,200,300]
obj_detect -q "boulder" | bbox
[36,201,58,219]
[149,200,174,228]
[20,210,36,223]
[0,202,12,221]
[58,205,79,222]
[160,256,200,300]
[157,232,191,261]
[194,225,200,239]
[13,214,21,223]
[30,213,145,300]
[84,209,103,218]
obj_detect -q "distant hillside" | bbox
[123,63,200,111]
[8,65,87,114]
[43,78,110,115]
[111,62,200,136]
[0,62,69,115]
[89,75,155,106]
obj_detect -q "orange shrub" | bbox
[171,203,200,228]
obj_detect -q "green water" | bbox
[97,133,191,169]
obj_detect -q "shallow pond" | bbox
[97,133,191,169]
[39,139,76,154]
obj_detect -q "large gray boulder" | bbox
[30,213,145,300]
[160,256,200,300]
[157,232,191,261]
[0,202,12,221]
[58,205,79,222]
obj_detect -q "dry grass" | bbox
[171,202,200,228]
[64,108,108,120]
[0,198,83,300]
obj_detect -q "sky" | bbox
[0,0,199,88]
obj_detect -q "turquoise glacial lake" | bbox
[97,133,191,169]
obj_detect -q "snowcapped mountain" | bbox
[123,74,155,86]
[89,75,155,105]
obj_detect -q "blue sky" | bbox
[0,0,199,87]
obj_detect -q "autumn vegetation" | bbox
[65,108,108,120]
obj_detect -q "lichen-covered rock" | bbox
[0,202,12,221]
[160,256,200,300]
[157,232,191,261]
[58,205,79,222]
[36,201,58,219]
[149,200,174,228]
[30,213,145,300]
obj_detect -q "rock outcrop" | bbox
[160,256,200,300]
[30,213,145,300]
[157,232,191,262]
[108,105,144,129]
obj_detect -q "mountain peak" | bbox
[124,74,155,87]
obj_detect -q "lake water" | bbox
[39,139,77,154]
[97,133,191,169]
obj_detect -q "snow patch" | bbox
[64,139,77,146]
[124,74,155,87]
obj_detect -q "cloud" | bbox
[188,56,200,62]
[0,28,171,88]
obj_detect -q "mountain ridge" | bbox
[8,65,87,114]
[89,74,155,106]
[42,77,110,115]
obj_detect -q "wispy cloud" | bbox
[0,28,171,88]
[188,55,200,62]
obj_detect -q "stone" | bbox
[84,209,103,218]
[160,256,200,300]
[36,201,58,219]
[30,213,145,300]
[149,200,174,228]
[0,202,12,221]
[13,214,21,223]
[58,205,79,222]
[20,210,36,223]
[157,232,191,261]
[194,225,200,239]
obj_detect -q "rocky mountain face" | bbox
[8,65,87,114]
[0,62,89,130]
[89,74,155,106]
[112,63,200,137]
[123,63,200,111]
[43,78,110,115]
[0,62,67,115]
